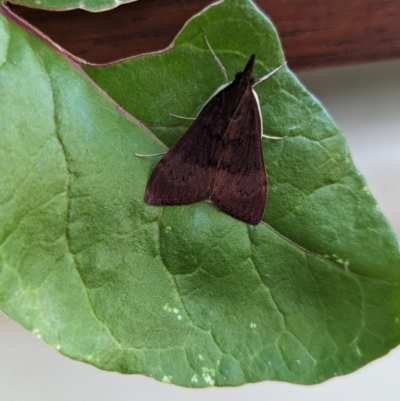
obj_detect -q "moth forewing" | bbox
[169,83,230,121]
[211,84,267,225]
[197,83,231,115]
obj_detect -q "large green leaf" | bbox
[6,0,138,12]
[1,0,399,388]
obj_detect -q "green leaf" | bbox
[6,0,138,12]
[1,0,400,388]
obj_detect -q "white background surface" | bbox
[1,60,399,400]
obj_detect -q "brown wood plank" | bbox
[7,0,400,69]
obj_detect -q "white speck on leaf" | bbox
[163,304,182,319]
[202,367,216,386]
[162,375,172,383]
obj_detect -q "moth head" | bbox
[234,54,256,86]
[235,71,256,85]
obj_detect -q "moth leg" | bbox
[202,29,229,84]
[262,134,287,140]
[254,62,287,87]
[169,113,196,121]
[135,152,165,158]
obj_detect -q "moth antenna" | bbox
[262,134,287,140]
[254,61,287,87]
[202,29,229,84]
[135,152,165,158]
[169,113,196,121]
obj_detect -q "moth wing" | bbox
[211,89,267,225]
[144,87,230,205]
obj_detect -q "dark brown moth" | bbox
[144,54,278,225]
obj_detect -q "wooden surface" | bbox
[9,0,400,69]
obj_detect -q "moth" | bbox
[144,53,285,225]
